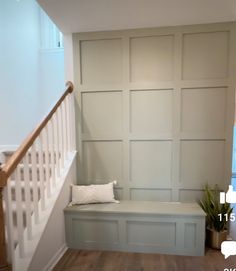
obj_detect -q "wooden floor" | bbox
[53,248,236,271]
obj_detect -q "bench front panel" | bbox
[65,212,205,256]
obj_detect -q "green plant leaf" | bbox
[198,184,233,232]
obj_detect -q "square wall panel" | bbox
[82,91,123,135]
[130,189,171,201]
[130,35,174,82]
[130,141,172,187]
[181,88,226,134]
[83,141,123,183]
[179,190,203,203]
[80,39,123,84]
[180,141,225,188]
[130,89,173,134]
[182,31,229,80]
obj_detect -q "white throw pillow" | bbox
[71,181,119,205]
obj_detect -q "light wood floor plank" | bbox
[53,248,236,271]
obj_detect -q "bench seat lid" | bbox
[64,200,205,217]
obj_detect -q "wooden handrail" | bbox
[0,81,74,188]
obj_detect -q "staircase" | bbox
[0,82,76,271]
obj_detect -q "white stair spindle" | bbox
[66,96,71,153]
[68,94,72,151]
[39,133,46,210]
[54,112,60,177]
[62,101,67,160]
[50,119,56,187]
[59,106,65,167]
[4,180,15,269]
[31,143,39,224]
[67,95,72,151]
[15,165,24,258]
[23,155,32,239]
[44,125,51,197]
[71,92,76,150]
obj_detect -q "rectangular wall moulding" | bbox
[82,91,123,137]
[130,140,172,188]
[80,38,123,85]
[180,140,225,189]
[82,141,123,184]
[72,219,119,245]
[127,221,176,247]
[181,87,227,137]
[130,35,174,83]
[179,189,204,203]
[130,188,172,201]
[184,223,197,249]
[130,89,173,135]
[182,31,229,80]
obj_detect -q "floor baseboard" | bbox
[42,244,68,271]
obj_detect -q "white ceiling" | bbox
[37,0,236,34]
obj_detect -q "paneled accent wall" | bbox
[73,23,236,202]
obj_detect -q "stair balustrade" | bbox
[0,82,75,271]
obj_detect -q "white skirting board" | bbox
[42,244,67,271]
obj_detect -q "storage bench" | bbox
[64,201,206,256]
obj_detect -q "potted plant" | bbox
[198,184,233,249]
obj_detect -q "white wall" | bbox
[64,34,74,83]
[0,0,65,147]
[0,0,40,146]
[38,49,65,115]
[73,23,236,202]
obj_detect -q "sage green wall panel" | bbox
[130,89,173,134]
[83,141,123,184]
[182,31,229,80]
[181,87,226,135]
[80,39,123,84]
[130,188,171,201]
[130,141,172,187]
[74,22,236,201]
[180,140,225,188]
[82,91,123,136]
[130,35,174,82]
[179,189,204,203]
